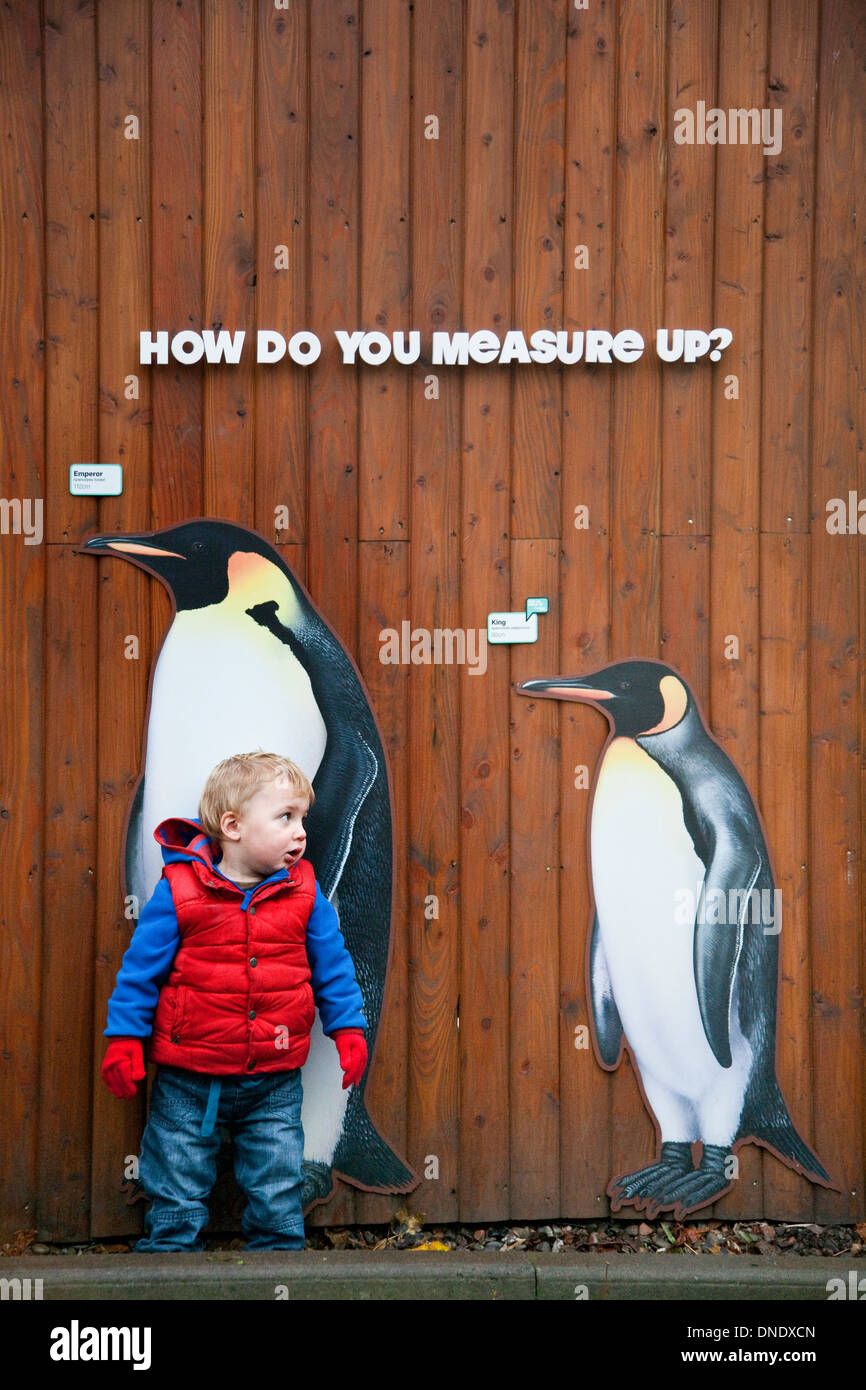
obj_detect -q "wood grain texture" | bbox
[44,0,98,545]
[3,0,866,1241]
[661,0,716,539]
[709,0,768,1221]
[90,0,153,1238]
[760,534,816,1220]
[458,0,513,1221]
[808,0,865,1224]
[406,0,463,1223]
[0,0,45,1237]
[355,540,411,1224]
[608,0,667,1194]
[39,2,99,1237]
[304,0,361,1230]
[306,0,359,653]
[152,0,203,529]
[561,0,615,1217]
[759,0,820,1220]
[255,0,308,546]
[509,541,560,1216]
[39,545,98,1240]
[358,0,411,545]
[511,0,565,541]
[761,0,818,535]
[202,0,255,522]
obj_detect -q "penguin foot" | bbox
[643,1144,733,1220]
[609,1142,693,1207]
[302,1160,335,1211]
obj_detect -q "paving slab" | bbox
[0,1251,854,1301]
[0,1251,535,1301]
[531,1253,850,1300]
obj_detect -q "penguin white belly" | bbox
[137,608,327,899]
[135,604,348,1161]
[591,737,752,1144]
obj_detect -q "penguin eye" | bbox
[619,681,631,691]
[191,541,204,553]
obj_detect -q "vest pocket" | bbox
[167,985,188,1043]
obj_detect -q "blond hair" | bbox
[198,751,315,840]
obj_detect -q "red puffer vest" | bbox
[150,848,318,1075]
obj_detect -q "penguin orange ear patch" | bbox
[517,657,835,1219]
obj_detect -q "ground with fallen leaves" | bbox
[3,1213,865,1259]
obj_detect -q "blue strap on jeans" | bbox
[200,1077,222,1137]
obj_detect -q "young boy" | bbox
[101,751,367,1252]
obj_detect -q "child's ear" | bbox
[220,809,242,842]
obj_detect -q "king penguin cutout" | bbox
[81,518,417,1208]
[517,659,834,1218]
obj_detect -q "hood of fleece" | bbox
[154,816,220,871]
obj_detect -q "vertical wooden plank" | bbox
[40,547,98,1240]
[307,0,359,642]
[358,0,410,544]
[355,540,411,1225]
[0,0,44,1238]
[407,0,462,1224]
[809,0,865,1225]
[708,0,767,1222]
[255,0,308,546]
[760,535,816,1220]
[760,0,820,1220]
[40,0,99,1242]
[560,0,615,1218]
[44,0,98,546]
[510,541,560,1217]
[458,0,513,1221]
[152,0,203,528]
[202,0,255,522]
[608,0,666,1194]
[761,0,817,536]
[661,0,716,540]
[511,0,564,541]
[344,0,411,1229]
[91,0,152,1237]
[660,0,715,720]
[661,535,710,692]
[306,0,360,1228]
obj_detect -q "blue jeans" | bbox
[136,1065,306,1252]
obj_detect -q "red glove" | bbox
[102,1038,146,1099]
[333,1029,367,1089]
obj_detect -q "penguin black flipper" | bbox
[589,911,623,1066]
[246,595,418,1194]
[304,732,378,900]
[693,836,762,1069]
[125,774,146,907]
[245,599,376,897]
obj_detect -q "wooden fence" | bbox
[1,0,864,1239]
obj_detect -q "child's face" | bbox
[220,775,310,880]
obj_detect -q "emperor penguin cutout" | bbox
[517,659,834,1219]
[81,518,418,1208]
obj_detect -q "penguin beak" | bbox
[81,534,184,561]
[516,677,615,704]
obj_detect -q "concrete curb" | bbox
[0,1251,854,1300]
